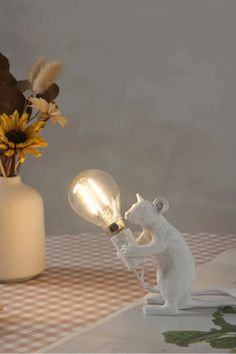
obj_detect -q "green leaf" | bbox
[163,307,236,350]
[210,335,236,349]
[213,309,229,327]
[212,308,236,331]
[163,329,221,347]
[220,306,236,314]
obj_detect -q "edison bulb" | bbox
[68,169,125,235]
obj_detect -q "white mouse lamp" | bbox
[68,169,196,315]
[122,192,196,315]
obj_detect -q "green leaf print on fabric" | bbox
[163,306,236,353]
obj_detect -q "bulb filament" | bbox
[73,177,115,225]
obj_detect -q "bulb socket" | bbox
[105,219,126,236]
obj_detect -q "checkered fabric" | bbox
[0,232,235,353]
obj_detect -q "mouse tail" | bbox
[180,297,236,309]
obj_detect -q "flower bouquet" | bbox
[0,53,67,282]
[0,53,67,177]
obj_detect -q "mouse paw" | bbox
[119,244,139,258]
[143,304,179,316]
[145,293,164,305]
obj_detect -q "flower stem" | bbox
[29,110,40,121]
[6,156,16,177]
[0,157,6,177]
[9,155,16,177]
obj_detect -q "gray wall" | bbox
[0,0,235,235]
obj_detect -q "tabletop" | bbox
[0,232,236,353]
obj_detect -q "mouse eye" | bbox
[156,202,163,211]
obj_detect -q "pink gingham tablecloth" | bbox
[0,232,235,353]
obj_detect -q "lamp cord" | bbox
[132,264,235,297]
[132,263,159,293]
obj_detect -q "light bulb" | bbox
[68,169,125,235]
[69,169,145,271]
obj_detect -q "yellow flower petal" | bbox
[0,113,14,132]
[3,139,15,149]
[11,110,19,119]
[4,149,15,157]
[0,136,9,143]
[17,113,29,130]
[15,142,27,149]
[30,136,47,145]
[25,121,45,137]
[21,137,47,148]
[17,149,26,164]
[24,147,42,157]
[15,150,25,170]
[0,125,5,136]
[10,110,20,129]
[0,111,48,166]
[0,137,14,148]
[31,141,47,148]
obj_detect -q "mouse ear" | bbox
[136,193,144,202]
[153,197,169,213]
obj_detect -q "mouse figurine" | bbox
[119,193,196,316]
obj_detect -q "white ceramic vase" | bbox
[0,176,45,282]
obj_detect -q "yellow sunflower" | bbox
[0,110,47,166]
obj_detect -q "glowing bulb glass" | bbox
[68,169,123,230]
